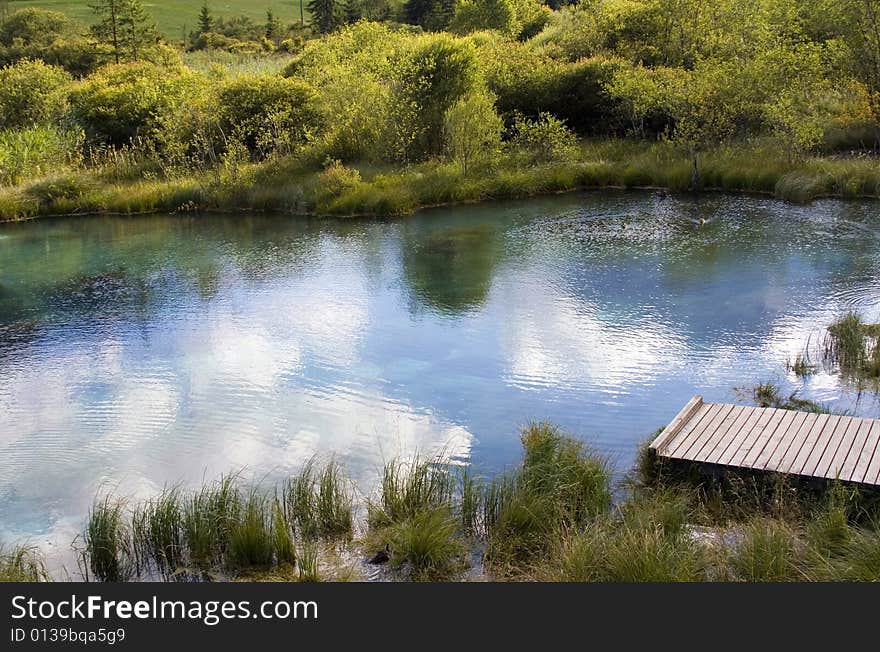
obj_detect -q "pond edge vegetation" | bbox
[7,416,880,583]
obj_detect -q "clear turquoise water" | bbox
[1,191,879,568]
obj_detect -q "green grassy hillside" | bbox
[5,0,308,40]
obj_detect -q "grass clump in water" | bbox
[379,508,468,581]
[84,495,133,582]
[0,543,47,582]
[227,489,275,570]
[484,422,611,574]
[737,383,827,413]
[825,312,880,381]
[366,457,469,580]
[368,458,455,528]
[316,461,353,540]
[283,459,354,541]
[787,353,818,377]
[182,474,240,569]
[131,486,183,575]
[271,498,296,567]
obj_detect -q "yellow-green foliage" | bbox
[0,59,72,130]
[68,61,204,148]
[0,8,99,76]
[216,74,323,158]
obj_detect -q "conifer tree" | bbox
[90,0,157,64]
[198,2,213,34]
[308,0,342,33]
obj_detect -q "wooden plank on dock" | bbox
[851,420,880,484]
[663,403,720,458]
[650,398,880,487]
[650,395,704,453]
[678,403,736,460]
[690,405,747,463]
[703,406,763,465]
[823,417,866,481]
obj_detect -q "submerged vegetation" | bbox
[2,1,880,220]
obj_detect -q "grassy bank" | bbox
[6,420,880,583]
[2,140,879,223]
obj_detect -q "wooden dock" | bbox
[650,396,880,485]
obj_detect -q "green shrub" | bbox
[68,62,202,148]
[0,59,71,130]
[443,91,503,173]
[382,508,468,580]
[0,9,99,75]
[509,112,578,164]
[217,74,323,158]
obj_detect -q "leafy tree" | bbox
[308,0,343,33]
[443,91,503,173]
[393,36,481,160]
[90,0,158,64]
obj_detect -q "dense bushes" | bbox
[217,75,323,157]
[0,9,100,76]
[0,1,879,217]
[474,35,620,133]
[0,60,72,130]
[68,62,201,148]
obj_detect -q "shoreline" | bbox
[3,142,880,224]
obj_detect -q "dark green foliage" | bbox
[309,0,343,33]
[90,0,159,64]
[197,2,212,34]
[343,0,363,24]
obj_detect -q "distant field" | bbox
[6,0,309,39]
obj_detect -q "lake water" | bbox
[1,191,879,571]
